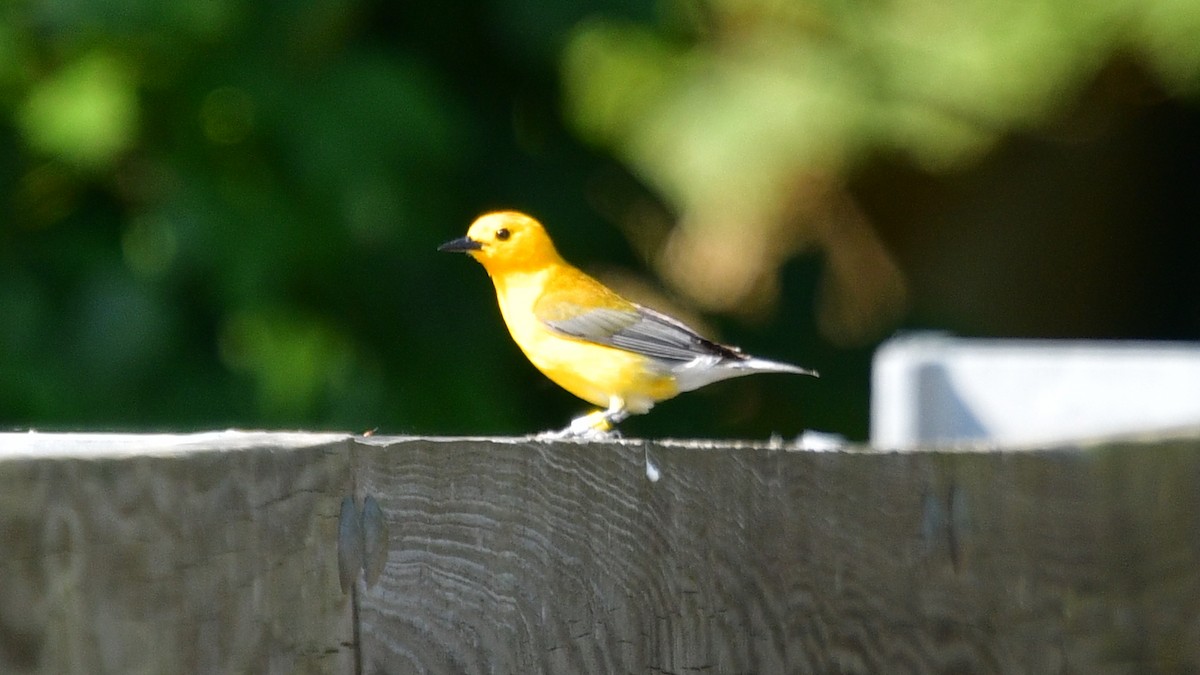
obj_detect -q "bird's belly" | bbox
[510,321,678,413]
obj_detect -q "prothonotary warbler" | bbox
[439,211,818,437]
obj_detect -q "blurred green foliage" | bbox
[2,0,1198,440]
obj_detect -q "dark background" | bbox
[2,0,1198,440]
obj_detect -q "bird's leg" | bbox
[600,396,630,429]
[550,397,628,439]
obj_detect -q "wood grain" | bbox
[354,434,1200,674]
[0,432,357,674]
[2,431,1197,674]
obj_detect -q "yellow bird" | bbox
[439,211,818,437]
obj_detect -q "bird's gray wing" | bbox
[542,305,742,363]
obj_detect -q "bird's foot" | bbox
[537,411,622,440]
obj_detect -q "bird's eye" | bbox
[495,228,511,241]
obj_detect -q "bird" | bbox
[439,211,818,437]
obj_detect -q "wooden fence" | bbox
[2,430,1198,673]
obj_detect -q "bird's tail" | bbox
[740,357,820,378]
[672,354,818,392]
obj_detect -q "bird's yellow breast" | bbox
[491,269,678,413]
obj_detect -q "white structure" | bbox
[871,334,1200,448]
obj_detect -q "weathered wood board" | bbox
[0,432,357,674]
[353,433,1200,674]
[2,431,1198,674]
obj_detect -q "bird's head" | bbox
[439,211,561,275]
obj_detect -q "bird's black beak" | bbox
[438,236,483,253]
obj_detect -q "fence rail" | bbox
[2,430,1198,673]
